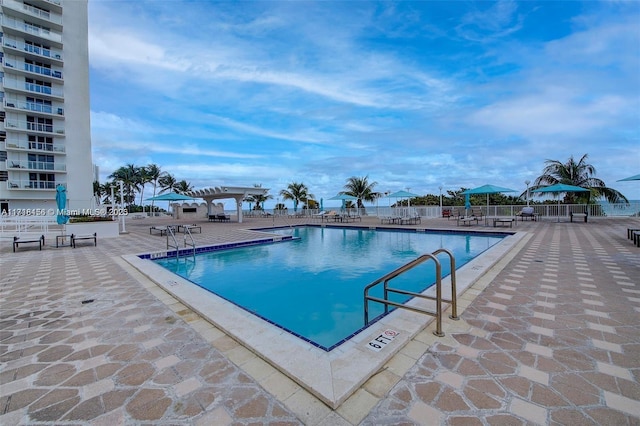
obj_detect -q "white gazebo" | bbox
[187,186,269,223]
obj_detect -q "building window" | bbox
[0,171,8,182]
[0,151,6,161]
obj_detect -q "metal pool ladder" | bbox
[363,248,458,337]
[166,226,196,261]
[183,226,196,260]
[166,226,180,259]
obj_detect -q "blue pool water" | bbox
[155,226,505,350]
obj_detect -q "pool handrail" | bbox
[363,248,458,337]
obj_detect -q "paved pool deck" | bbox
[1,215,639,425]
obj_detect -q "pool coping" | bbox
[122,228,527,409]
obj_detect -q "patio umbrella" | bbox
[531,183,589,222]
[462,184,517,222]
[55,184,69,225]
[386,190,419,208]
[617,174,640,182]
[146,192,195,214]
[329,193,358,211]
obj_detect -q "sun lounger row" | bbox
[380,215,421,225]
[208,214,230,222]
[13,233,97,251]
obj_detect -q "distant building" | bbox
[0,0,93,214]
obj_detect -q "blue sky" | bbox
[88,0,640,207]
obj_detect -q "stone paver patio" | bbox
[1,215,639,425]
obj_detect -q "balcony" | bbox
[2,37,63,62]
[5,140,65,153]
[6,179,65,190]
[6,159,66,172]
[5,99,65,117]
[3,58,63,80]
[1,0,63,29]
[1,15,63,46]
[3,77,63,99]
[4,119,65,136]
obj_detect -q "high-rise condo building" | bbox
[0,0,93,214]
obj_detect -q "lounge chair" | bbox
[470,207,484,221]
[448,208,463,221]
[150,226,175,236]
[516,207,537,221]
[71,233,97,248]
[208,213,230,222]
[570,211,588,223]
[13,235,45,252]
[457,216,479,226]
[380,216,402,224]
[323,211,340,222]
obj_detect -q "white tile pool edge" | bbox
[122,231,527,409]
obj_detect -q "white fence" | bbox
[251,202,640,219]
[0,215,60,240]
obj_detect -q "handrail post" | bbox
[433,248,459,320]
[434,259,444,337]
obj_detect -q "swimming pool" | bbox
[154,226,504,350]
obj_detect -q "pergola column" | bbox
[235,195,244,223]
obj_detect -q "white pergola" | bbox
[187,186,269,223]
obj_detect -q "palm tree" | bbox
[342,176,378,210]
[92,181,103,207]
[159,173,177,194]
[174,180,193,194]
[246,193,273,210]
[279,182,314,212]
[108,164,140,208]
[146,163,163,213]
[533,154,628,204]
[137,166,153,207]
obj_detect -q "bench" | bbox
[71,233,97,248]
[13,235,45,252]
[570,212,588,223]
[493,218,515,228]
[628,228,640,247]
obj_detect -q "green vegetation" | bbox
[532,154,628,204]
[279,182,314,211]
[95,163,193,211]
[98,154,627,212]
